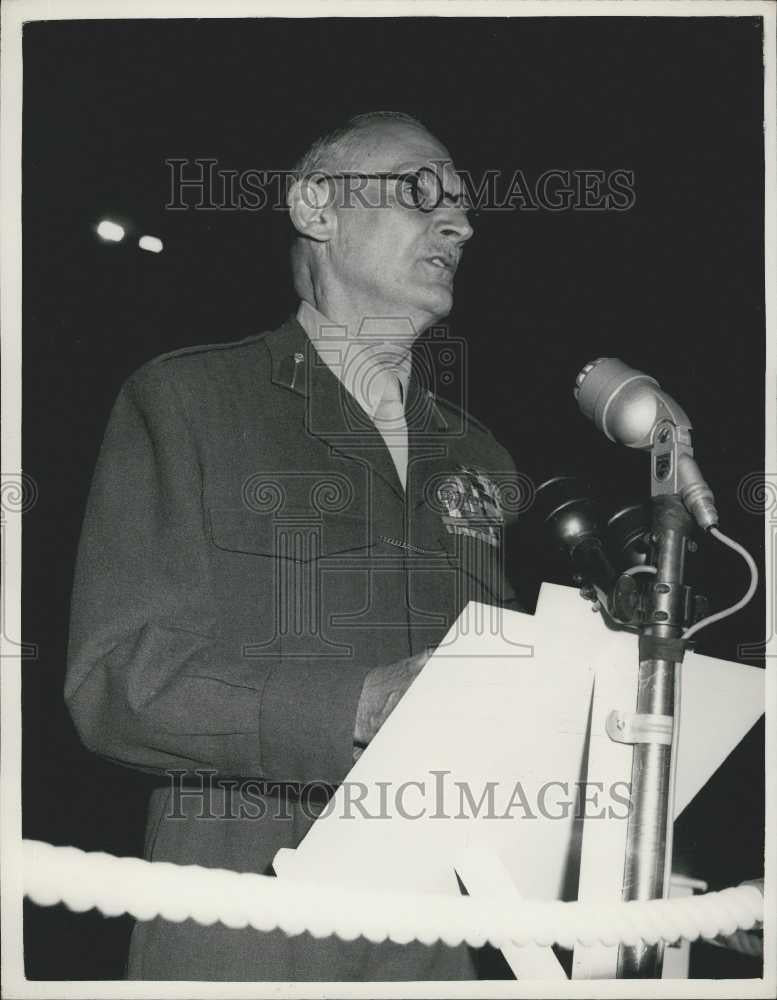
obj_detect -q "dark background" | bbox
[21,17,766,980]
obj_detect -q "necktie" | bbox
[372,372,408,489]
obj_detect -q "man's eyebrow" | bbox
[442,186,473,210]
[422,168,467,201]
[400,162,474,210]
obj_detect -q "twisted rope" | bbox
[23,840,763,950]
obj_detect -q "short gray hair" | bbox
[291,111,431,179]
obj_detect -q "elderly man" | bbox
[66,111,521,981]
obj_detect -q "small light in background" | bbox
[96,219,125,242]
[138,235,163,254]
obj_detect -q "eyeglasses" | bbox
[314,166,475,217]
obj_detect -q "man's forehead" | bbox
[352,122,456,175]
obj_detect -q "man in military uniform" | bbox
[66,111,521,981]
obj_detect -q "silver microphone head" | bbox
[573,357,609,398]
[574,357,674,448]
[574,358,718,528]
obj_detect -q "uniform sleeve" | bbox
[65,369,368,784]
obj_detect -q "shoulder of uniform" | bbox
[137,330,272,372]
[122,331,278,401]
[432,394,495,438]
[432,395,518,476]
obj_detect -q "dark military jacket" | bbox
[65,316,522,982]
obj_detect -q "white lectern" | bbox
[275,585,764,980]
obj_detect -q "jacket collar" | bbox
[267,315,450,431]
[266,315,454,502]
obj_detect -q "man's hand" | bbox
[353,649,431,750]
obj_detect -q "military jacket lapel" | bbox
[267,317,404,501]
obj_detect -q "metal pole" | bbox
[617,495,692,978]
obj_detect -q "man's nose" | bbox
[434,206,474,245]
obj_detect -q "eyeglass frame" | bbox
[308,166,475,217]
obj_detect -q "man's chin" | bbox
[414,287,454,329]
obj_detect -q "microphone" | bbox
[534,476,618,597]
[574,358,719,530]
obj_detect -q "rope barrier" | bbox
[23,840,763,951]
[708,929,764,959]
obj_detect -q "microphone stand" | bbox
[615,494,694,978]
[569,359,722,978]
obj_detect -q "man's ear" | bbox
[287,176,337,242]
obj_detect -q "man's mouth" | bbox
[425,255,457,273]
